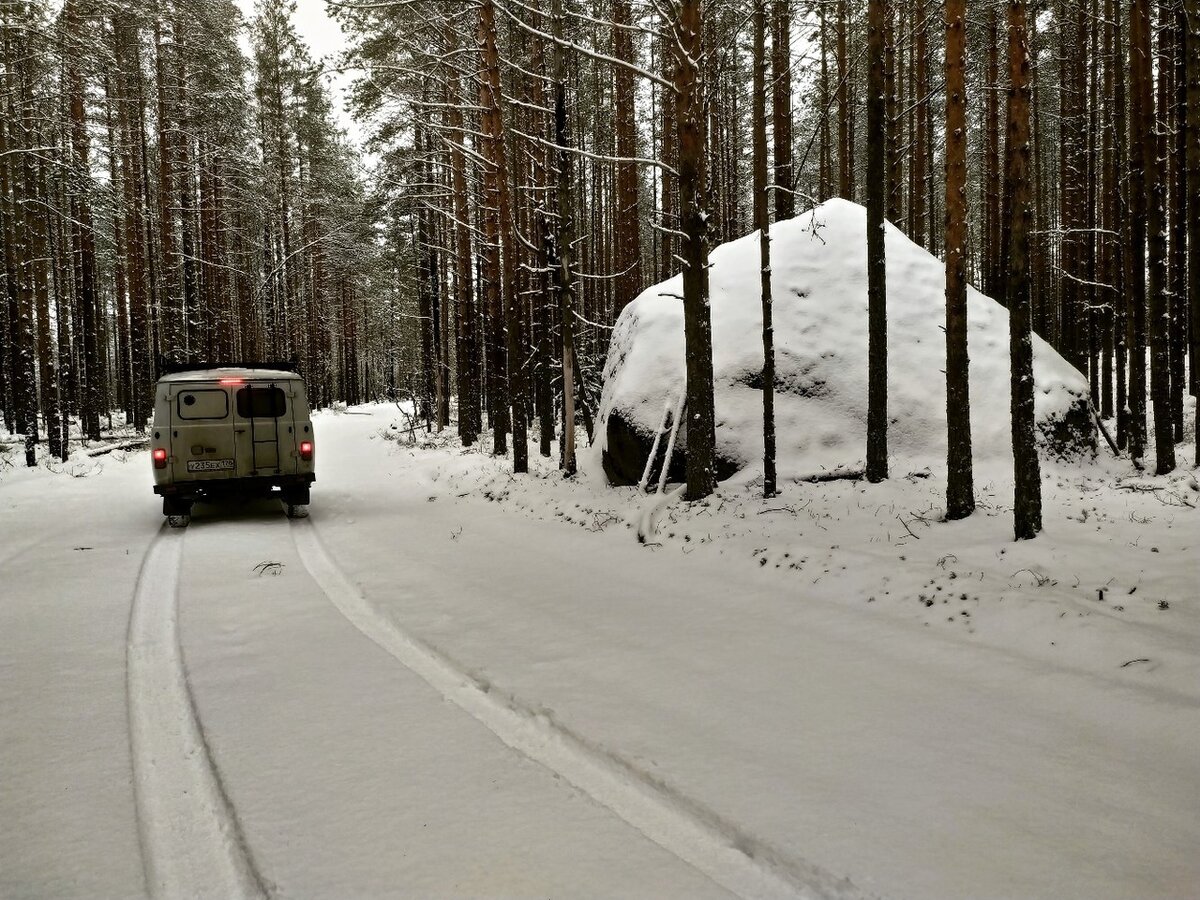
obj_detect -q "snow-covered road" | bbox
[2,407,1197,899]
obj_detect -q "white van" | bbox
[151,365,316,526]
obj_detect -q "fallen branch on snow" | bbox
[795,467,864,484]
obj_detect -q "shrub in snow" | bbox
[592,198,1094,487]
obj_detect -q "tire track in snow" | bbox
[292,518,867,900]
[126,528,267,900]
[0,529,52,569]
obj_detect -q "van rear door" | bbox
[233,382,296,476]
[170,383,237,482]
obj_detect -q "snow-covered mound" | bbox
[593,198,1093,486]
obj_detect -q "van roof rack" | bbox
[157,357,301,377]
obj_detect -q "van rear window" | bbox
[237,386,287,419]
[177,390,229,420]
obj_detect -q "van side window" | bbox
[237,386,287,419]
[177,390,229,420]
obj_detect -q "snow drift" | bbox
[593,198,1094,486]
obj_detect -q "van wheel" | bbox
[167,514,191,528]
[284,502,309,519]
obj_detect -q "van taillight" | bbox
[153,448,168,469]
[299,441,313,461]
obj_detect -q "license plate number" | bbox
[187,458,235,472]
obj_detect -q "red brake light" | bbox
[153,448,168,469]
[299,441,313,461]
[219,377,244,385]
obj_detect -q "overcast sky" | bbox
[234,0,347,62]
[234,0,360,143]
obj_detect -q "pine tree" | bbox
[1005,0,1042,539]
[866,0,889,483]
[754,0,776,498]
[673,0,717,500]
[944,0,974,519]
[1187,0,1199,465]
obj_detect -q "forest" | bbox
[1,0,1197,532]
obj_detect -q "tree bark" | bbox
[944,0,974,518]
[67,0,102,439]
[885,0,901,225]
[772,0,795,219]
[754,0,777,497]
[1128,0,1151,463]
[837,0,852,199]
[1147,0,1175,473]
[674,0,717,499]
[1005,0,1043,539]
[551,0,577,475]
[612,0,642,314]
[984,2,1001,298]
[866,0,889,483]
[1186,0,1199,466]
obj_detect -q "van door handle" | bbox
[235,428,246,434]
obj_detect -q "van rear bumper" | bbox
[154,473,315,498]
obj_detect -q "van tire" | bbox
[167,514,191,528]
[284,502,309,519]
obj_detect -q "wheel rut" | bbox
[126,527,266,900]
[291,517,866,900]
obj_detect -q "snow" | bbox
[1,404,1198,899]
[596,198,1092,484]
[157,367,301,383]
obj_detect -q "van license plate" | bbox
[187,458,235,472]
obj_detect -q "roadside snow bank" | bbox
[594,198,1093,486]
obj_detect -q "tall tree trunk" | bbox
[1168,0,1187,440]
[837,0,852,199]
[0,93,12,436]
[885,0,901,225]
[16,30,38,463]
[67,0,102,440]
[866,0,889,482]
[479,0,526,471]
[772,0,795,219]
[818,2,832,201]
[1186,0,1199,466]
[984,2,1001,298]
[945,0,974,518]
[478,1,510,455]
[551,0,577,475]
[416,133,436,429]
[116,16,150,432]
[1147,0,1175,473]
[659,25,677,282]
[1128,0,1151,463]
[1100,0,1119,421]
[754,0,776,497]
[912,0,929,248]
[1113,0,1132,447]
[612,0,642,314]
[103,70,131,424]
[674,0,717,499]
[0,45,21,439]
[154,11,180,359]
[30,149,61,461]
[1005,0,1043,539]
[443,25,480,446]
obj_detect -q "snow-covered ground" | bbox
[1,404,1197,899]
